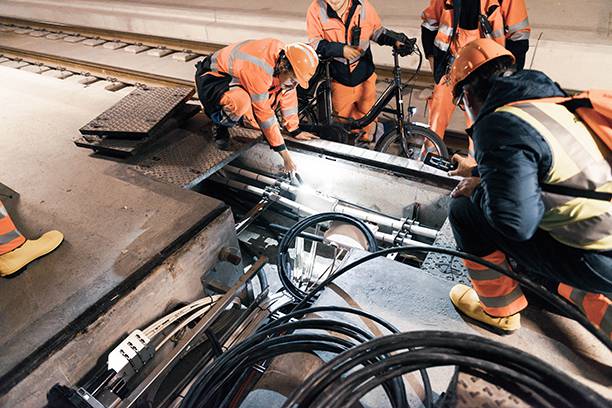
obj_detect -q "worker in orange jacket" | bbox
[0,200,63,277]
[421,0,530,150]
[195,39,319,172]
[307,0,412,142]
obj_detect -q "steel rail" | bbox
[0,45,193,88]
[0,15,434,87]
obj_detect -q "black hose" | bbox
[277,212,378,301]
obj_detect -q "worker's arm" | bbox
[239,71,286,152]
[420,0,444,60]
[472,113,545,241]
[501,0,530,70]
[306,4,344,58]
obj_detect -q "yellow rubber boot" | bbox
[450,283,521,332]
[0,230,64,277]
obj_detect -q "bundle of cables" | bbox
[179,305,421,408]
[276,212,378,300]
[282,330,610,408]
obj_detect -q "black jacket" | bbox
[315,1,399,86]
[470,70,565,241]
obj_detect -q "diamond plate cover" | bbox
[421,219,470,285]
[79,87,194,138]
[132,126,260,188]
[74,104,200,158]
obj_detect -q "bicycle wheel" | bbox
[375,123,448,159]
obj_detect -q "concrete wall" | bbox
[1,209,241,407]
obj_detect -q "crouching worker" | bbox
[0,200,63,277]
[446,39,612,336]
[195,39,319,172]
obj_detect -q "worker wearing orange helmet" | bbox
[0,199,63,277]
[195,39,319,172]
[307,0,413,142]
[421,0,530,148]
[445,39,611,337]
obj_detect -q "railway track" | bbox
[0,16,434,90]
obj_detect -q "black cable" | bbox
[182,315,411,408]
[291,245,612,351]
[284,331,609,408]
[277,212,378,300]
[257,305,431,408]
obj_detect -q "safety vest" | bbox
[422,0,506,55]
[307,0,383,66]
[496,101,612,251]
[208,38,291,149]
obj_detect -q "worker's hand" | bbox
[448,154,477,177]
[279,150,298,173]
[343,45,362,60]
[293,131,319,141]
[451,177,480,198]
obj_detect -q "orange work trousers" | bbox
[331,73,377,139]
[429,75,474,155]
[465,250,612,339]
[0,201,26,255]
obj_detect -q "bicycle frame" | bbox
[311,49,412,153]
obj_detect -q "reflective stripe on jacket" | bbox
[496,102,612,250]
[209,38,288,149]
[500,0,530,41]
[421,0,506,55]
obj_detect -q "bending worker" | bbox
[195,39,319,172]
[421,0,530,148]
[0,200,63,277]
[446,39,611,337]
[307,0,412,143]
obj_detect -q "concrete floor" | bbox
[319,250,612,398]
[0,66,224,382]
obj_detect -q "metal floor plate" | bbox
[132,126,261,189]
[79,87,194,138]
[74,103,200,158]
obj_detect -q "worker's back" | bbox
[471,69,612,250]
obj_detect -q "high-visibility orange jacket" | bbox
[421,0,530,71]
[306,0,403,87]
[209,38,296,150]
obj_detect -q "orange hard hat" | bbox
[284,42,319,89]
[449,38,515,98]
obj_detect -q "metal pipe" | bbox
[334,204,438,240]
[223,166,439,239]
[212,175,437,245]
[235,197,272,234]
[225,165,298,194]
